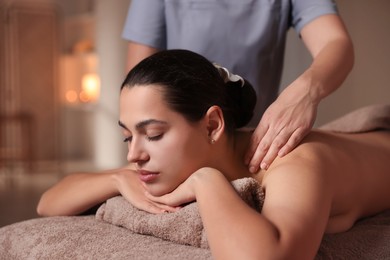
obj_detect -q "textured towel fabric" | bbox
[96,177,265,249]
[317,210,390,260]
[0,216,213,260]
[1,211,390,260]
[319,103,390,133]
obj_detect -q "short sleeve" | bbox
[122,0,167,49]
[291,0,338,34]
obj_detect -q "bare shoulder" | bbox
[273,130,390,232]
[256,129,390,198]
[257,146,332,257]
[288,130,390,164]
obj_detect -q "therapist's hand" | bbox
[245,86,317,172]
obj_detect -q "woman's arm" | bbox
[36,169,119,216]
[148,163,332,259]
[195,166,331,260]
[37,166,175,216]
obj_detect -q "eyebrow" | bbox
[118,120,129,130]
[118,119,168,131]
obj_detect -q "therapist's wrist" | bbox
[294,68,324,105]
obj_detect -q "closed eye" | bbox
[123,136,132,143]
[146,134,163,141]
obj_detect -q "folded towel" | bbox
[319,103,390,133]
[96,177,264,249]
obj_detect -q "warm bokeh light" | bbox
[81,73,100,102]
[65,90,78,103]
[79,90,90,103]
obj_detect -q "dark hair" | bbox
[121,49,256,135]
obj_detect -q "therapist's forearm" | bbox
[301,37,354,104]
[294,14,355,104]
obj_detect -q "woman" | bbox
[37,50,390,260]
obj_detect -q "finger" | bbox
[260,128,290,169]
[152,202,180,213]
[245,124,268,165]
[144,191,166,204]
[278,127,307,157]
[141,201,171,214]
[248,128,277,173]
[139,198,180,214]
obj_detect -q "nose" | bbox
[126,139,149,164]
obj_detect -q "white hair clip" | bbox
[213,63,245,88]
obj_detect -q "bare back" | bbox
[260,130,390,233]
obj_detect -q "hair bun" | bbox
[212,63,256,128]
[225,79,256,128]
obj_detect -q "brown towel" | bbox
[317,210,390,260]
[96,177,264,249]
[319,103,390,133]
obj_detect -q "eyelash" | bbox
[146,134,163,141]
[123,134,163,143]
[123,136,132,143]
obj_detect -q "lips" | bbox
[138,170,160,183]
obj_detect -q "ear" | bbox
[205,106,225,143]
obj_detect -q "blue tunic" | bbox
[122,0,337,126]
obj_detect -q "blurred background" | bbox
[0,0,389,227]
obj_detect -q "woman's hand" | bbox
[144,174,197,208]
[115,168,179,214]
[145,167,219,207]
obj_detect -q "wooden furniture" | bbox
[0,113,34,171]
[0,1,61,172]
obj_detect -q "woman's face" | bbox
[119,85,211,196]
